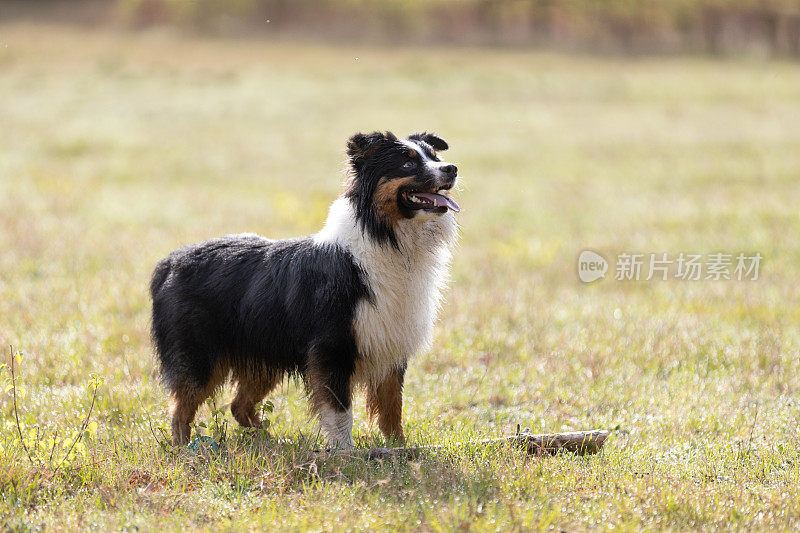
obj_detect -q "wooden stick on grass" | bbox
[355,428,610,460]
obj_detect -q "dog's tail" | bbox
[150,257,172,298]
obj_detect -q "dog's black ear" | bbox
[347,131,396,170]
[408,132,448,151]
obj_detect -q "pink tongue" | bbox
[413,192,461,213]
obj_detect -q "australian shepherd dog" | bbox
[150,131,460,449]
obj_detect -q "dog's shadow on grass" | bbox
[181,429,480,493]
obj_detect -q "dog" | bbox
[150,131,460,448]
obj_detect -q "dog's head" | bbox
[345,131,459,245]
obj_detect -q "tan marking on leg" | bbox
[231,368,281,428]
[306,365,352,416]
[366,368,405,445]
[169,365,227,445]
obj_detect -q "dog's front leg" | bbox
[366,366,406,445]
[308,356,354,451]
[319,402,354,451]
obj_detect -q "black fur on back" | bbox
[150,234,369,404]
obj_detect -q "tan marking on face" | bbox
[408,149,417,158]
[374,176,418,225]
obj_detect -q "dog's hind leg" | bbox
[366,366,406,445]
[231,367,280,428]
[168,365,227,445]
[170,393,201,446]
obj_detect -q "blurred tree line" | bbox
[4,0,800,56]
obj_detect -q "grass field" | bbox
[1,23,800,531]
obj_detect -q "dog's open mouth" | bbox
[399,187,460,213]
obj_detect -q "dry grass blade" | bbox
[9,345,36,466]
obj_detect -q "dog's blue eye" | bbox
[402,161,416,170]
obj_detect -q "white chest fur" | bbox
[314,198,457,386]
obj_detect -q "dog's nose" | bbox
[441,164,457,177]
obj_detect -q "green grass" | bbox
[2,23,800,531]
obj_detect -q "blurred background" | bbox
[5,0,800,55]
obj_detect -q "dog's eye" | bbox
[402,161,416,170]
